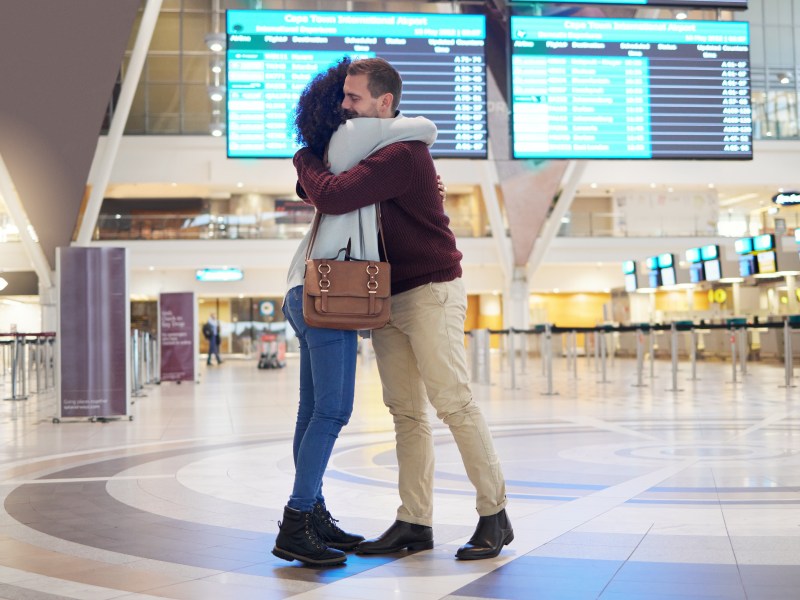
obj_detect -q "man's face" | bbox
[342,73,391,119]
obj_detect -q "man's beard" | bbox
[343,109,358,120]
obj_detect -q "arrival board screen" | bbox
[522,1,747,6]
[510,17,751,159]
[226,10,487,158]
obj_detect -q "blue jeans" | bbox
[282,285,357,512]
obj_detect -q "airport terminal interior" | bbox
[2,0,800,598]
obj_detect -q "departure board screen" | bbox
[523,1,747,7]
[510,17,752,160]
[226,10,487,159]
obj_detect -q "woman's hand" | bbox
[437,174,447,203]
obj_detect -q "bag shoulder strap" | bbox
[305,204,390,262]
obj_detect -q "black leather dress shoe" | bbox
[455,509,513,560]
[356,520,433,554]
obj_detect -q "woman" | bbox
[273,57,437,566]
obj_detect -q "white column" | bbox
[76,0,164,245]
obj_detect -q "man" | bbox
[203,313,222,365]
[293,58,511,560]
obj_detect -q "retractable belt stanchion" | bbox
[4,335,28,401]
[470,329,491,386]
[739,327,748,376]
[542,324,557,396]
[667,322,683,392]
[593,331,599,373]
[648,330,656,379]
[508,328,516,390]
[571,331,578,379]
[689,328,699,381]
[633,328,646,388]
[598,329,609,384]
[781,319,797,389]
[729,326,738,384]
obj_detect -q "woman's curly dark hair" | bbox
[294,56,351,159]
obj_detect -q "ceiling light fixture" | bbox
[205,32,225,53]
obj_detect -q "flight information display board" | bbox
[226,10,487,158]
[510,17,752,160]
[521,1,747,7]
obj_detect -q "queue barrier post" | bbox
[508,328,516,390]
[633,327,647,388]
[781,318,797,389]
[537,324,557,396]
[470,328,491,386]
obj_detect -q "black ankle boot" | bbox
[455,509,513,560]
[356,520,434,555]
[272,506,346,566]
[313,503,365,551]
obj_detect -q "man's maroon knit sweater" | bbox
[293,141,463,295]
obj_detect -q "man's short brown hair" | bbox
[347,58,402,113]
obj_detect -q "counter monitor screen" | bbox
[756,251,777,274]
[226,10,487,158]
[661,266,676,286]
[689,262,704,283]
[648,270,661,288]
[739,255,757,277]
[753,233,775,252]
[510,17,751,159]
[700,244,719,260]
[735,237,754,254]
[704,258,721,281]
[625,272,638,292]
[685,247,702,263]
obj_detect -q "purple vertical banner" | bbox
[159,292,196,382]
[57,247,130,419]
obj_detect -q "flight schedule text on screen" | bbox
[226,10,487,159]
[510,17,752,160]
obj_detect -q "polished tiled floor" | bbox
[1,346,799,599]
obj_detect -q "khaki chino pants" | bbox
[371,278,507,526]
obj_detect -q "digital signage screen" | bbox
[700,244,719,260]
[521,1,747,7]
[661,266,677,286]
[510,17,751,159]
[689,262,704,283]
[739,255,757,277]
[734,237,753,254]
[685,247,702,263]
[756,251,777,274]
[752,233,775,252]
[704,259,722,281]
[226,10,487,159]
[624,272,638,292]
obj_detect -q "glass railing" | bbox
[558,212,800,238]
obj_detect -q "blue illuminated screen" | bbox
[226,10,487,159]
[657,253,674,268]
[753,234,775,252]
[734,237,753,254]
[510,17,751,160]
[700,245,719,260]
[526,1,746,6]
[646,256,659,270]
[704,259,722,281]
[738,255,757,277]
[685,248,702,263]
[622,260,636,274]
[689,262,704,283]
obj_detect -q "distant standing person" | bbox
[203,313,222,365]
